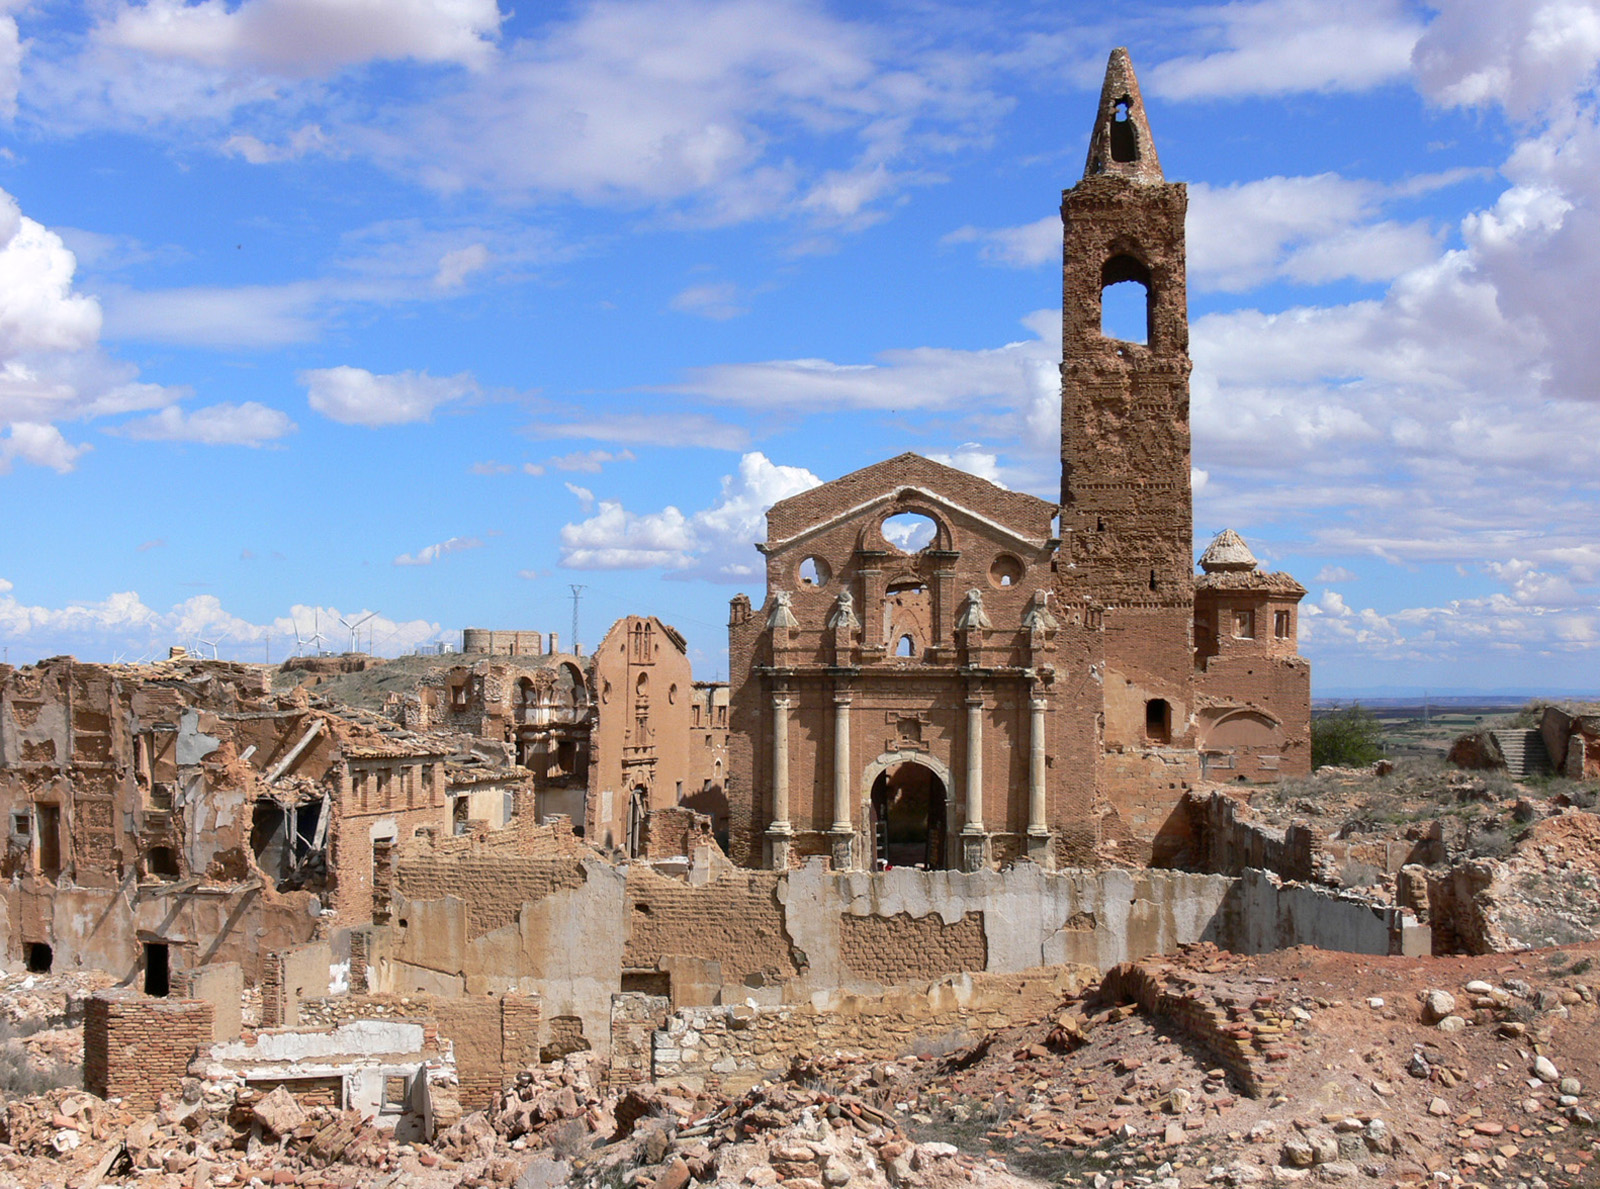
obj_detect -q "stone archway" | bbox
[862,750,953,871]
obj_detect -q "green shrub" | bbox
[1312,705,1384,770]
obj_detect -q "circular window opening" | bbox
[798,556,831,588]
[881,512,938,553]
[989,554,1025,588]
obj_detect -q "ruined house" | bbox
[726,49,1310,873]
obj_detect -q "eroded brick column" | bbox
[830,690,854,869]
[766,690,793,868]
[962,691,988,870]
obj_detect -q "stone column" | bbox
[766,691,793,869]
[830,691,855,869]
[961,692,989,871]
[1027,695,1053,866]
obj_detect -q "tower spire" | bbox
[1083,47,1163,183]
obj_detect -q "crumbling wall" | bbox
[652,967,1088,1094]
[1217,869,1427,957]
[1183,790,1320,881]
[175,962,243,1042]
[623,866,799,991]
[84,991,215,1110]
[639,806,713,859]
[262,941,333,1027]
[393,852,587,936]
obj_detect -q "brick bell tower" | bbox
[1058,48,1197,752]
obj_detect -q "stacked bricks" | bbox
[609,992,668,1086]
[623,866,799,986]
[84,991,215,1111]
[838,911,985,985]
[1098,945,1302,1098]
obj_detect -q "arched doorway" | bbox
[869,761,947,870]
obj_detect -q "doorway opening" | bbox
[36,804,61,878]
[626,788,647,858]
[870,762,947,870]
[144,942,170,997]
[25,942,52,973]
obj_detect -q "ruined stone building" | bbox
[727,49,1310,873]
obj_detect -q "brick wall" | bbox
[623,866,798,985]
[838,911,986,984]
[84,992,214,1111]
[394,853,586,936]
[609,992,669,1085]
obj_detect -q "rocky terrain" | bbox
[0,934,1594,1189]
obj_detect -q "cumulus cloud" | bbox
[302,365,477,426]
[926,442,1007,486]
[0,583,444,663]
[559,451,820,578]
[393,535,484,566]
[115,401,297,446]
[0,423,91,474]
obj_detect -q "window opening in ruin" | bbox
[989,554,1024,588]
[372,839,394,920]
[1234,609,1255,639]
[1100,255,1151,345]
[1149,569,1158,592]
[896,635,916,657]
[382,1075,409,1113]
[798,556,831,587]
[451,797,469,835]
[25,942,51,973]
[36,804,61,878]
[144,942,170,997]
[1145,699,1172,744]
[881,512,938,553]
[1274,610,1291,639]
[451,680,468,708]
[626,789,647,859]
[11,810,29,837]
[1110,96,1139,162]
[870,762,947,870]
[145,846,180,881]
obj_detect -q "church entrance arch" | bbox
[864,751,950,870]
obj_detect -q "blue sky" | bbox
[1,0,1598,693]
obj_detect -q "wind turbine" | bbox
[198,631,227,660]
[338,611,377,654]
[307,610,329,656]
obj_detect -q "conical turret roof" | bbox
[1083,48,1164,184]
[1199,528,1258,573]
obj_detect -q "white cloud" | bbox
[1150,0,1424,99]
[0,422,91,474]
[469,459,514,475]
[104,281,326,346]
[115,401,297,446]
[941,217,1056,268]
[434,242,491,289]
[559,450,820,578]
[547,448,634,473]
[393,535,484,566]
[1316,565,1360,583]
[926,442,1006,485]
[670,281,747,320]
[0,584,441,663]
[1413,0,1600,118]
[564,481,595,511]
[95,0,505,76]
[302,365,477,426]
[0,12,20,121]
[221,123,332,163]
[527,412,751,450]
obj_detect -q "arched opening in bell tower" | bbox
[1100,254,1151,345]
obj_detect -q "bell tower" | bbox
[1058,48,1195,743]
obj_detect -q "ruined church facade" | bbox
[728,49,1310,872]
